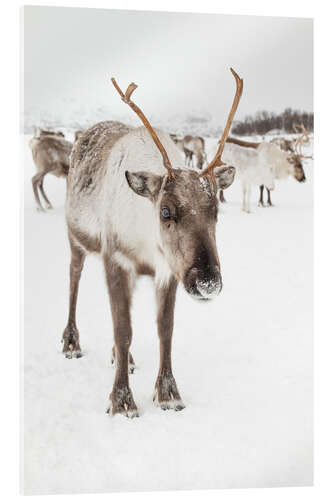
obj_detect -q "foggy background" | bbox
[23,6,313,134]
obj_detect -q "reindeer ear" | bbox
[214,166,236,190]
[125,171,162,200]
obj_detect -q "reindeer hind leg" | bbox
[39,174,53,209]
[258,185,265,207]
[266,187,273,207]
[31,173,45,212]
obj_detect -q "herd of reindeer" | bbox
[29,119,312,214]
[27,70,313,417]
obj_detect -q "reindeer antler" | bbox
[199,68,243,182]
[293,122,302,134]
[111,78,175,180]
[293,123,312,157]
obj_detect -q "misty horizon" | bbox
[23,7,313,133]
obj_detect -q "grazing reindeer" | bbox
[219,137,260,203]
[170,134,207,169]
[224,136,306,207]
[63,68,242,418]
[221,141,276,213]
[29,133,73,211]
[257,142,306,206]
[260,125,310,206]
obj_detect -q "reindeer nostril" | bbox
[196,276,222,299]
[185,265,222,300]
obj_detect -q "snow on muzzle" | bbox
[184,265,222,300]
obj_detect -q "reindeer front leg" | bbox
[266,187,273,207]
[258,185,265,207]
[62,238,85,358]
[104,256,138,418]
[154,277,185,411]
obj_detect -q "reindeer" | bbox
[224,136,306,207]
[29,133,73,211]
[62,68,242,418]
[257,142,306,207]
[221,141,276,213]
[170,134,207,170]
[259,125,310,206]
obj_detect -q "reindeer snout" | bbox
[184,266,222,300]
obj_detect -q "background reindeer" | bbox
[29,131,73,211]
[221,141,275,213]
[260,125,310,206]
[225,135,307,208]
[170,134,207,169]
[63,68,242,418]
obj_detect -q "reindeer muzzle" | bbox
[184,265,222,300]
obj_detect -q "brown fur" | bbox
[154,277,184,410]
[103,255,138,416]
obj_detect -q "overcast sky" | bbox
[23,7,313,124]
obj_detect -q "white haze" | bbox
[23,7,313,133]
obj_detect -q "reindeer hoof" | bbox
[62,326,82,358]
[153,374,185,412]
[109,386,139,418]
[106,406,139,418]
[174,401,186,411]
[46,203,53,210]
[65,349,83,359]
[154,397,186,412]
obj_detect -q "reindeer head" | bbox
[287,124,311,183]
[112,69,242,300]
[287,154,306,182]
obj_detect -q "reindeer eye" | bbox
[161,207,171,219]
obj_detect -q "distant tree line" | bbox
[231,108,314,136]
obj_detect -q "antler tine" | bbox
[293,122,301,134]
[199,68,243,180]
[294,135,302,156]
[111,78,175,180]
[300,123,309,136]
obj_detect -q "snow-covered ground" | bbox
[22,133,313,494]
